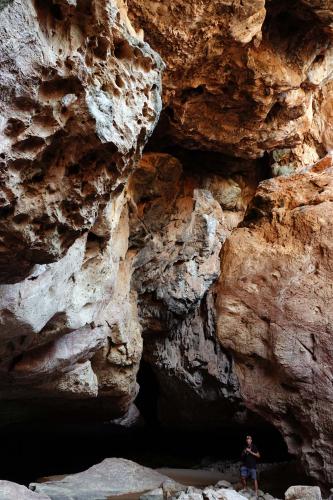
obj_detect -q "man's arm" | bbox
[249,448,260,458]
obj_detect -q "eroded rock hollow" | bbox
[0,0,333,489]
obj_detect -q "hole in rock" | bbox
[114,39,133,60]
[313,53,325,65]
[4,118,27,137]
[262,0,327,59]
[39,78,82,101]
[33,0,71,29]
[115,74,124,88]
[13,136,45,153]
[180,85,205,103]
[66,163,80,176]
[50,3,64,21]
[0,205,14,217]
[90,36,109,59]
[14,96,40,112]
[12,213,30,224]
[135,358,159,427]
[265,102,283,123]
[30,172,45,183]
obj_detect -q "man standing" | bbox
[240,435,260,497]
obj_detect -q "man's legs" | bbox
[254,479,258,496]
[251,470,258,497]
[240,466,248,489]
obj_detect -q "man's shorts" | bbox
[240,466,257,480]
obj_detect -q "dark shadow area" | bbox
[262,0,325,49]
[144,128,272,183]
[135,359,159,427]
[0,360,304,496]
[0,417,292,487]
[0,362,290,486]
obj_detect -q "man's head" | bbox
[246,435,253,446]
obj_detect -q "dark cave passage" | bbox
[0,416,292,485]
[0,360,309,497]
[134,358,292,465]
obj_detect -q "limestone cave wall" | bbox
[0,0,333,488]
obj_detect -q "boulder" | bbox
[29,458,172,499]
[139,479,187,499]
[162,479,187,497]
[0,480,50,500]
[176,487,248,500]
[214,491,248,500]
[140,488,164,500]
[177,491,203,500]
[285,485,322,500]
[214,480,233,489]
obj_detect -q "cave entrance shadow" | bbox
[0,361,300,493]
[134,359,291,464]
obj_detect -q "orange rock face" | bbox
[216,155,333,484]
[128,0,333,160]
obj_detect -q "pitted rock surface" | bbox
[0,0,163,283]
[216,155,333,484]
[0,0,161,419]
[128,0,333,162]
